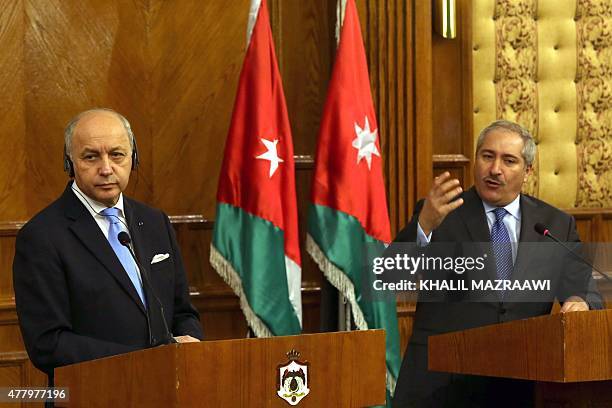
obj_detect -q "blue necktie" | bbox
[490,208,513,282]
[101,207,146,307]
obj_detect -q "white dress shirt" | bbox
[71,181,144,284]
[482,195,521,263]
[417,194,522,263]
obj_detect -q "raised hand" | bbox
[418,172,464,236]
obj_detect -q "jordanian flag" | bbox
[210,0,301,337]
[306,0,400,398]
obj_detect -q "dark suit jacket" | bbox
[392,187,601,407]
[13,184,203,376]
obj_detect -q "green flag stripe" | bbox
[212,202,301,336]
[307,203,400,389]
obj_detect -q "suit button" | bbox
[499,307,506,314]
[152,337,157,344]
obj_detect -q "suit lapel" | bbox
[455,188,503,300]
[63,186,147,315]
[122,199,150,279]
[457,188,500,283]
[124,199,168,340]
[458,188,490,242]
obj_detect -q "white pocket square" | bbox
[151,253,170,264]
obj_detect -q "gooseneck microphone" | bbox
[118,231,178,344]
[534,223,611,282]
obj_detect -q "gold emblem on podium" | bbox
[276,349,310,405]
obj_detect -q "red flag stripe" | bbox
[216,0,301,265]
[311,0,391,243]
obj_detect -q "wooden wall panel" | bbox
[567,209,612,308]
[0,354,46,407]
[433,154,471,187]
[271,0,334,315]
[604,213,612,242]
[106,0,154,205]
[0,362,23,408]
[272,1,335,156]
[432,30,463,155]
[570,209,612,243]
[23,1,152,213]
[360,0,433,354]
[397,301,416,357]
[0,0,336,384]
[574,214,594,244]
[431,0,473,189]
[0,233,17,301]
[414,0,433,201]
[0,0,610,394]
[150,0,249,217]
[0,1,26,221]
[362,0,415,236]
[0,324,25,354]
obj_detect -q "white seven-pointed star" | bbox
[352,116,380,170]
[256,138,284,177]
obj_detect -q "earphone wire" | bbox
[70,184,131,232]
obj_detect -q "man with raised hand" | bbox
[392,120,600,407]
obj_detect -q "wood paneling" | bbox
[570,209,612,243]
[414,0,433,201]
[0,1,26,221]
[0,321,25,353]
[0,362,21,399]
[1,0,321,221]
[55,331,386,407]
[429,310,612,381]
[357,0,425,354]
[432,31,463,155]
[0,0,335,385]
[2,0,609,395]
[150,0,248,217]
[570,209,612,308]
[604,213,612,242]
[0,355,46,407]
[433,154,471,187]
[272,1,335,156]
[397,301,416,357]
[0,309,46,404]
[431,0,473,190]
[363,0,414,236]
[23,1,151,212]
[0,235,17,302]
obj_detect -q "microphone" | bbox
[533,223,549,237]
[534,223,611,282]
[118,231,178,344]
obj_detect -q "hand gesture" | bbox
[418,172,464,235]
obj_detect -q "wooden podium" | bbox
[54,330,386,407]
[428,309,612,406]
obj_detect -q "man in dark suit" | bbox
[13,109,203,381]
[391,120,601,407]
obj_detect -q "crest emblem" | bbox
[277,349,310,405]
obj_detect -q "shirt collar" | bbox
[71,181,125,217]
[482,194,521,221]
